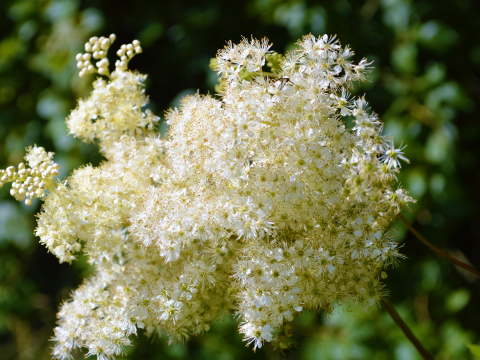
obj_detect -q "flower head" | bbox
[0,33,414,358]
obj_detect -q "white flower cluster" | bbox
[0,145,59,206]
[216,36,272,75]
[1,33,414,359]
[66,73,158,147]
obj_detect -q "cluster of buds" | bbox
[76,34,116,77]
[0,167,16,187]
[0,146,59,206]
[115,39,142,71]
[75,35,143,78]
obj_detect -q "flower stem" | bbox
[399,215,480,280]
[254,71,278,78]
[381,299,434,360]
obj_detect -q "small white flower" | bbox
[380,138,409,169]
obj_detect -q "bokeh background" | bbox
[1,0,480,359]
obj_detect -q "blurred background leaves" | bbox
[0,0,479,359]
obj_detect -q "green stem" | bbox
[400,215,480,280]
[381,299,435,360]
[252,71,278,79]
[262,71,279,78]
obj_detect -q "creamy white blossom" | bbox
[0,33,414,358]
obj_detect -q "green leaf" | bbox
[467,344,480,359]
[445,289,470,313]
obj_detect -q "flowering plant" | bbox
[0,33,415,359]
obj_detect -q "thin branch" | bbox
[381,299,435,360]
[399,215,480,280]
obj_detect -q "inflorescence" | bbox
[1,33,414,359]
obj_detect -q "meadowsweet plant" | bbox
[0,33,414,359]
